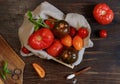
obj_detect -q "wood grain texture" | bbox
[0,0,120,84]
[0,35,25,84]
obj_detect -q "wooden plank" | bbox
[0,35,25,84]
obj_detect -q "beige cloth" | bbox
[18,1,93,68]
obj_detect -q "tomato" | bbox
[21,47,30,54]
[77,28,89,39]
[69,27,76,37]
[93,3,114,25]
[28,28,54,50]
[45,19,55,29]
[53,20,70,38]
[99,30,107,38]
[61,47,78,64]
[46,40,63,57]
[61,34,72,47]
[73,35,83,50]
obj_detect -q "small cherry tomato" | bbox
[45,19,55,29]
[93,3,114,25]
[61,34,72,47]
[99,30,107,38]
[73,35,83,50]
[46,40,63,57]
[77,28,89,39]
[21,47,30,54]
[69,27,76,37]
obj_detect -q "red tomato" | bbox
[21,47,30,54]
[45,19,55,29]
[28,28,54,50]
[77,28,89,39]
[99,30,107,38]
[69,27,76,37]
[46,40,63,57]
[93,3,114,25]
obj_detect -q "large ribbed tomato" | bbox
[93,3,114,25]
[28,28,54,50]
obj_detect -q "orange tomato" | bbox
[61,34,72,47]
[73,35,83,50]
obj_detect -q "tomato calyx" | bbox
[101,10,106,15]
[36,36,42,41]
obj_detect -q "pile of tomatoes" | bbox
[22,3,114,64]
[93,3,114,38]
[22,18,89,64]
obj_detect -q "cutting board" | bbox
[0,35,25,84]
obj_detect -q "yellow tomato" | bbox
[61,34,72,47]
[73,35,83,50]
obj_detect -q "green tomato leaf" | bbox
[0,72,6,80]
[37,19,42,24]
[27,11,49,31]
[29,18,36,25]
[27,10,32,19]
[4,68,10,74]
[34,25,39,31]
[3,61,8,71]
[0,61,11,80]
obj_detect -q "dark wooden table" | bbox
[0,0,120,84]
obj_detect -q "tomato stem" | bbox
[27,11,49,31]
[101,10,106,15]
